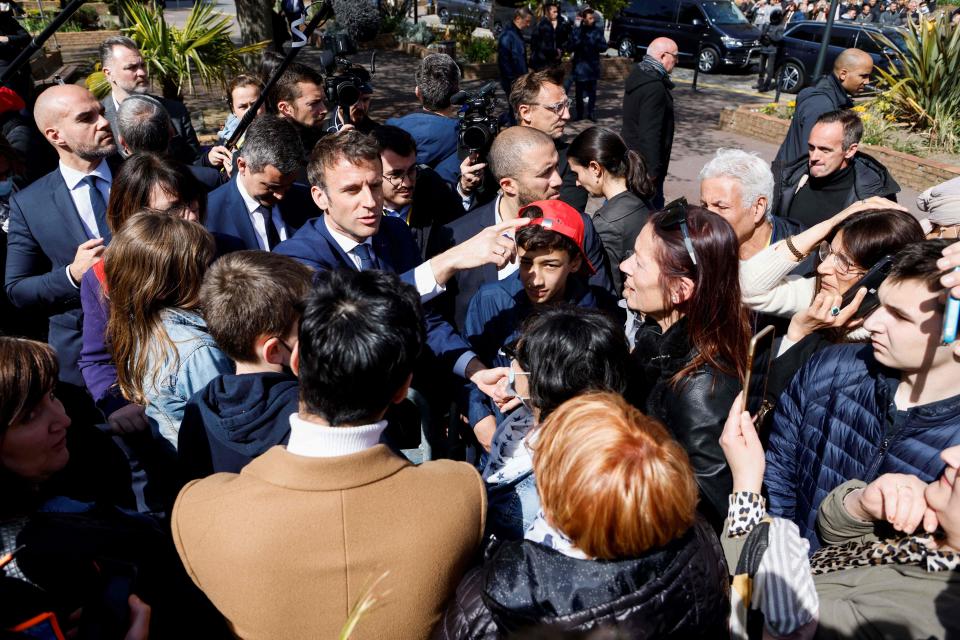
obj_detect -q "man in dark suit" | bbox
[99,36,232,171]
[510,67,590,212]
[4,84,118,387]
[427,126,614,331]
[371,125,467,260]
[115,94,223,191]
[275,130,521,402]
[206,115,318,253]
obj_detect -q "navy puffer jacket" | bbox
[765,344,960,551]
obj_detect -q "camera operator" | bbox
[386,53,462,187]
[322,62,378,134]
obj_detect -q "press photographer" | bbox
[319,33,378,134]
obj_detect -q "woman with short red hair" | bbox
[435,392,729,639]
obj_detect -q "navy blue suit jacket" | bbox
[205,178,319,253]
[426,198,616,330]
[4,167,107,386]
[274,215,471,370]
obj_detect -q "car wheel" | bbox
[777,61,805,93]
[618,37,635,59]
[479,12,489,28]
[493,21,502,37]
[439,7,450,23]
[698,46,720,73]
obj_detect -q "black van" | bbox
[610,0,762,73]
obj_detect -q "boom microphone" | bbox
[330,0,381,43]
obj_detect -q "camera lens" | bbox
[337,82,360,107]
[461,125,489,151]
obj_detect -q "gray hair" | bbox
[117,95,170,153]
[99,35,140,68]
[698,148,774,220]
[239,114,305,176]
[415,54,460,112]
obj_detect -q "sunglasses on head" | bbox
[657,197,698,267]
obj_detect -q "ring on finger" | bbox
[830,306,841,317]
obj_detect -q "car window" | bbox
[856,30,883,53]
[830,28,856,48]
[701,0,751,24]
[626,0,678,21]
[678,2,706,24]
[786,24,818,41]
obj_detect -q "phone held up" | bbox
[742,325,776,424]
[943,266,960,346]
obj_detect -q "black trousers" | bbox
[575,80,597,120]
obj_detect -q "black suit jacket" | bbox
[427,197,615,330]
[103,92,204,166]
[4,156,123,386]
[204,178,319,253]
[404,166,467,261]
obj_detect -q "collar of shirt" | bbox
[323,214,374,256]
[383,203,412,222]
[236,175,269,215]
[286,412,388,458]
[59,158,112,191]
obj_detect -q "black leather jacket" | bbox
[433,519,729,639]
[630,317,738,529]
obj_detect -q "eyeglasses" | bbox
[663,50,680,59]
[504,368,530,401]
[382,165,419,188]
[657,197,698,267]
[817,241,862,276]
[532,97,574,116]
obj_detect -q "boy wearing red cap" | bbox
[463,200,598,440]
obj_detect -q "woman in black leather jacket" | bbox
[620,203,749,529]
[434,393,729,639]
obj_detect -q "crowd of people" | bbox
[2,4,960,639]
[741,0,960,26]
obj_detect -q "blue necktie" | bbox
[83,175,111,243]
[353,243,377,271]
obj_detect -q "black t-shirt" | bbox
[787,163,856,227]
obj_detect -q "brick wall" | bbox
[719,104,960,192]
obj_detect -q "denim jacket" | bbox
[143,308,233,448]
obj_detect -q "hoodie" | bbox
[177,371,299,482]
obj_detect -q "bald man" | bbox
[774,48,874,168]
[622,37,679,209]
[4,84,119,388]
[427,125,613,331]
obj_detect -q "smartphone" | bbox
[742,325,776,420]
[840,255,894,321]
[943,267,960,346]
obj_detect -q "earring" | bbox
[671,294,679,304]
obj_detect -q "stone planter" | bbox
[719,104,960,192]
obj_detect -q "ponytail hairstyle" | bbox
[568,126,655,199]
[105,212,216,405]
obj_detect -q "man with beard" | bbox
[99,36,227,170]
[269,62,330,169]
[427,126,613,331]
[4,84,119,388]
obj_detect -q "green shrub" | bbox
[461,37,496,64]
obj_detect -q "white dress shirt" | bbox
[322,216,445,303]
[286,413,388,458]
[59,159,112,241]
[236,177,289,250]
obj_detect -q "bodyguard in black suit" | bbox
[427,126,614,331]
[99,36,233,172]
[205,115,318,253]
[4,85,120,387]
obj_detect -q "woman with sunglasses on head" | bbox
[620,201,749,530]
[437,393,729,640]
[567,126,655,293]
[740,197,923,404]
[482,306,630,542]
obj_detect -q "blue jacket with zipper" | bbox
[765,343,960,552]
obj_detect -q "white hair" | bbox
[698,148,774,220]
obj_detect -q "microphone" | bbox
[330,0,381,42]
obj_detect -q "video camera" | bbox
[452,82,500,154]
[318,33,375,125]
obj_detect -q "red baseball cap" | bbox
[519,200,596,274]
